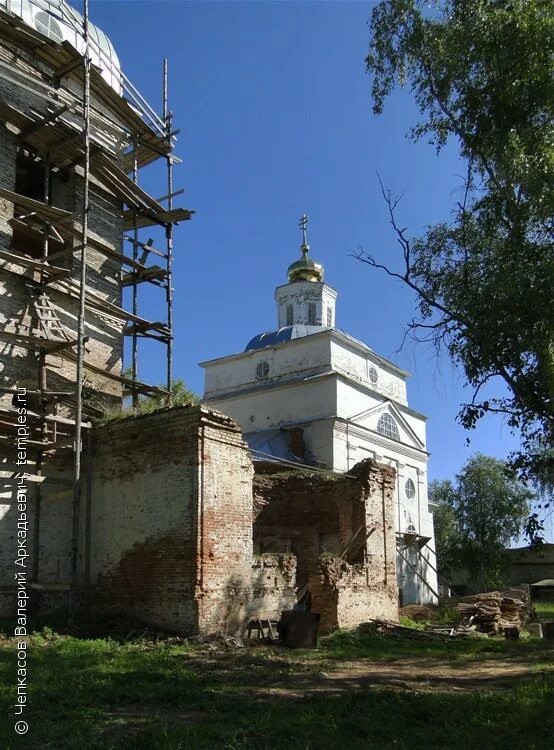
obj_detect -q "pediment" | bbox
[352,401,425,450]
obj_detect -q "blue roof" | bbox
[245,325,372,354]
[245,325,325,352]
[244,429,316,464]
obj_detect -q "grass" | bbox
[534,601,554,621]
[0,624,552,749]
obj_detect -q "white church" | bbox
[201,217,438,605]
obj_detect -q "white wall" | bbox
[275,281,337,328]
[206,375,337,433]
[330,340,408,405]
[203,333,332,399]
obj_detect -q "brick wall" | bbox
[85,406,295,634]
[254,459,398,632]
[0,37,124,412]
[1,405,296,632]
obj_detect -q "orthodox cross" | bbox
[299,214,309,254]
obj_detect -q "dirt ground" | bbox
[184,640,554,697]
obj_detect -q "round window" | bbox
[255,360,270,380]
[405,478,416,499]
[368,366,378,386]
[34,12,64,43]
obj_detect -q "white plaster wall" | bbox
[304,419,335,467]
[272,335,330,380]
[275,282,337,328]
[203,334,332,398]
[330,340,408,405]
[206,375,337,433]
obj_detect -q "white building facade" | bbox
[200,221,438,605]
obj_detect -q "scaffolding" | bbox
[0,1,193,620]
[396,531,440,600]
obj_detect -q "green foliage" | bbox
[133,378,200,415]
[431,454,534,589]
[430,480,459,572]
[398,615,425,629]
[364,0,554,483]
[93,378,200,426]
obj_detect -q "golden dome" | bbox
[287,244,324,283]
[287,214,324,283]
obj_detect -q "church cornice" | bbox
[274,281,338,298]
[200,327,410,380]
[203,367,427,426]
[203,367,336,401]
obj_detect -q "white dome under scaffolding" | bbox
[0,0,122,91]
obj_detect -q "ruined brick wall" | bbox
[193,413,296,634]
[84,408,198,631]
[0,36,124,410]
[254,459,398,632]
[86,406,295,634]
[1,406,297,631]
[254,468,365,589]
[310,462,398,631]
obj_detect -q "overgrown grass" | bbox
[0,627,552,749]
[90,378,200,426]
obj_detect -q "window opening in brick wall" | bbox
[326,306,332,328]
[308,302,316,326]
[12,147,68,260]
[15,148,46,202]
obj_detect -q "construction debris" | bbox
[456,589,529,634]
[358,619,486,640]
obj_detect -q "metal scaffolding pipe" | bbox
[69,0,92,624]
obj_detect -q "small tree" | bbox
[429,480,459,574]
[135,378,200,415]
[431,455,534,591]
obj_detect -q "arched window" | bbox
[34,12,64,43]
[377,413,400,441]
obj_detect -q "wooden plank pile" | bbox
[359,620,485,640]
[457,589,529,634]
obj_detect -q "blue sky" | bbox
[86,1,526,494]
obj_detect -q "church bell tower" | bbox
[275,214,338,329]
